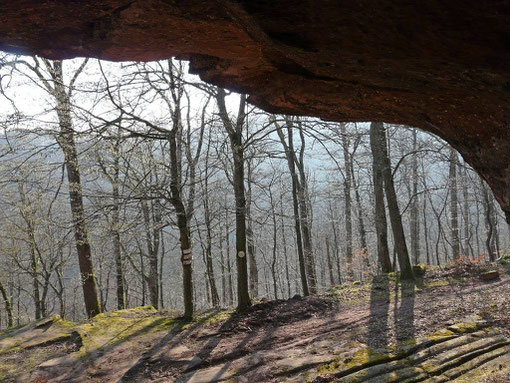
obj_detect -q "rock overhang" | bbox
[1,0,509,221]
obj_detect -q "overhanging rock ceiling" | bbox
[1,1,509,221]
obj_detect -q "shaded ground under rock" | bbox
[2,265,509,382]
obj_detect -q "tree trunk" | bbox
[141,199,160,309]
[54,61,101,318]
[18,185,42,319]
[296,127,317,293]
[168,127,194,319]
[461,163,472,257]
[449,148,460,259]
[246,161,259,298]
[203,175,220,307]
[0,278,13,328]
[225,206,234,306]
[351,156,368,254]
[219,224,227,306]
[369,123,392,273]
[370,122,413,279]
[481,181,496,261]
[325,236,335,287]
[276,122,309,296]
[280,193,292,298]
[270,189,279,300]
[340,124,354,279]
[216,89,251,310]
[111,147,126,310]
[410,129,421,265]
[331,216,342,284]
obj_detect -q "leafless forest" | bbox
[0,56,508,326]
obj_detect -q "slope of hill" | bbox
[1,263,509,383]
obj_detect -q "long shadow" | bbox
[394,278,416,344]
[366,274,391,351]
[176,300,296,382]
[176,315,257,383]
[176,297,328,382]
[119,310,224,382]
[36,310,222,383]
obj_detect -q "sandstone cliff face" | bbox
[1,0,509,220]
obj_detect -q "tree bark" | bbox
[0,278,13,328]
[369,123,392,273]
[481,181,496,261]
[246,161,259,298]
[276,120,309,296]
[18,184,42,319]
[168,126,194,319]
[449,148,460,259]
[295,126,317,293]
[340,124,354,279]
[111,141,126,310]
[53,60,101,317]
[370,122,413,279]
[410,129,421,265]
[216,88,251,310]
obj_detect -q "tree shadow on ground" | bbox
[394,278,416,344]
[363,274,417,380]
[367,274,391,350]
[133,297,332,382]
[31,310,221,383]
[119,309,225,382]
[366,274,417,348]
[174,298,312,382]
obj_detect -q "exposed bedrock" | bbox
[1,1,509,221]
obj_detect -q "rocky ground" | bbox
[1,261,509,383]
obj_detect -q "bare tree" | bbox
[370,123,413,279]
[215,88,251,310]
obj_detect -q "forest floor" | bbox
[1,260,509,383]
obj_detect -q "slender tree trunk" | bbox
[111,154,126,310]
[276,122,309,296]
[204,188,220,307]
[340,124,354,279]
[246,162,259,298]
[140,249,146,306]
[331,217,342,284]
[369,123,392,273]
[461,163,472,257]
[422,188,431,265]
[351,157,368,253]
[168,127,194,319]
[449,148,460,259]
[280,193,292,298]
[54,61,101,317]
[18,185,42,319]
[370,122,413,279]
[325,236,335,287]
[216,89,251,310]
[141,200,159,308]
[0,278,13,328]
[231,138,251,309]
[410,129,421,265]
[296,127,317,293]
[219,226,227,306]
[225,207,234,306]
[481,181,496,261]
[270,190,279,300]
[159,230,165,309]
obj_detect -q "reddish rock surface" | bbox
[1,1,509,220]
